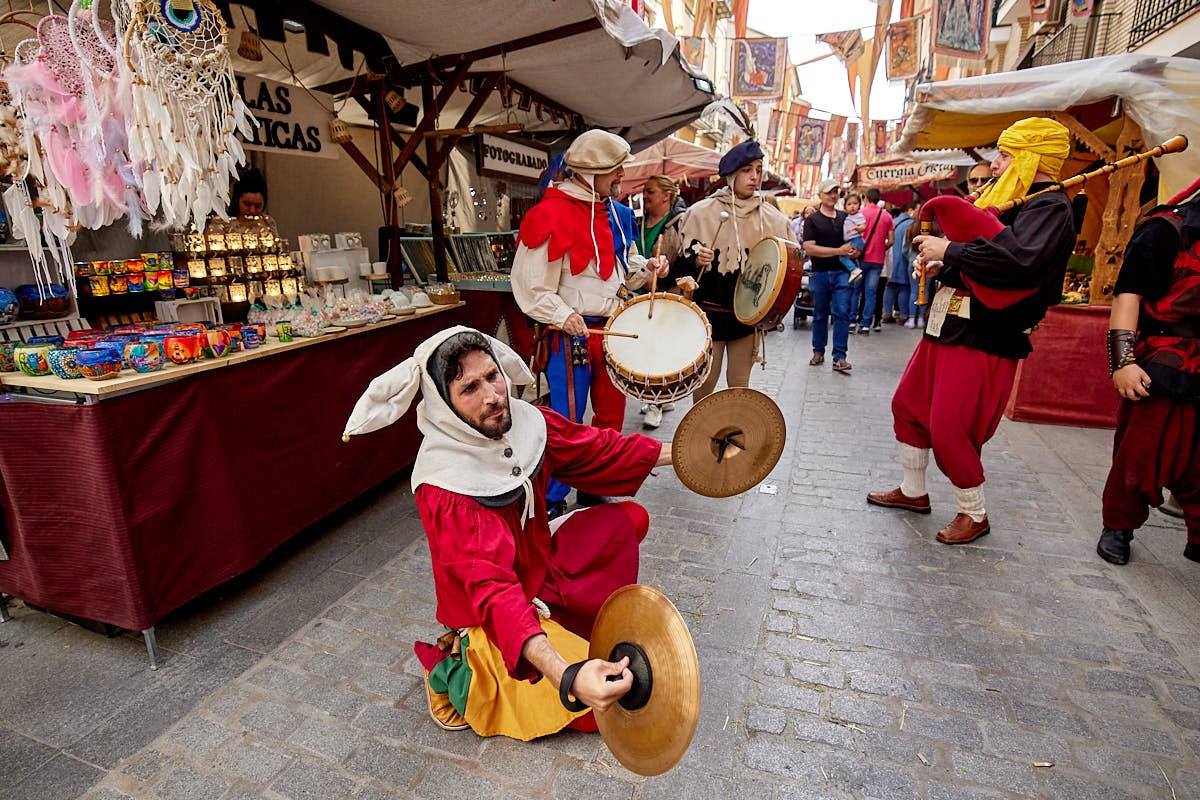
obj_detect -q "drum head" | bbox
[734,237,784,327]
[606,294,710,377]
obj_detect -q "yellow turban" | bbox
[975,117,1071,210]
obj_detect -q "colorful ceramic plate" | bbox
[338,318,368,328]
[324,325,348,333]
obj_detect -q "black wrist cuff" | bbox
[1107,329,1137,376]
[559,660,591,712]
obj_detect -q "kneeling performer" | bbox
[343,326,671,738]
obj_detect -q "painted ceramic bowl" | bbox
[67,329,105,341]
[15,284,70,319]
[46,347,84,379]
[201,330,233,358]
[0,287,18,323]
[124,341,164,373]
[14,343,53,376]
[74,348,123,380]
[27,335,65,347]
[163,334,202,364]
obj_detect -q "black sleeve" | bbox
[1114,216,1177,301]
[941,194,1075,291]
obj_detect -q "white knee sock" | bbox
[898,443,929,498]
[955,485,986,523]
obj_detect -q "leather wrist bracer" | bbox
[1107,329,1137,376]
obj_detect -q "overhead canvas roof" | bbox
[894,54,1200,201]
[245,0,716,152]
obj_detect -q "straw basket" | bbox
[329,118,353,144]
[237,30,263,61]
[429,289,461,305]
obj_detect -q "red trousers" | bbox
[892,339,1019,489]
[1102,395,1200,542]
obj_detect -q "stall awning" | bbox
[301,0,715,151]
[894,54,1200,201]
[622,136,722,196]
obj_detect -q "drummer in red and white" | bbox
[511,130,670,518]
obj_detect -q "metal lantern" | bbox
[384,89,405,113]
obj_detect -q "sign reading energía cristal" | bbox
[858,161,958,188]
[235,74,338,160]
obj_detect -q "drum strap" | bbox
[564,339,577,422]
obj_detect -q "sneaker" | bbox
[848,268,863,285]
[661,402,675,412]
[639,404,650,414]
[881,315,893,324]
[849,323,859,334]
[832,358,852,373]
[643,404,663,429]
[873,321,882,332]
[858,326,870,336]
[904,319,917,329]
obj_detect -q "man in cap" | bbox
[803,177,858,371]
[670,140,798,399]
[342,326,672,738]
[512,129,670,518]
[867,117,1077,544]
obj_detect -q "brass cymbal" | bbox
[589,584,700,777]
[671,387,787,498]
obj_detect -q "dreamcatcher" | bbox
[119,0,255,232]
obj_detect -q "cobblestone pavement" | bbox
[24,323,1200,798]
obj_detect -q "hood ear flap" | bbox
[342,358,422,440]
[487,334,534,387]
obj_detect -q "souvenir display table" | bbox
[1004,304,1119,429]
[0,304,463,666]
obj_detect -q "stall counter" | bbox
[0,303,469,667]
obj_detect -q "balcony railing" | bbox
[1129,0,1200,50]
[1029,13,1119,67]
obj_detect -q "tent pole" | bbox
[423,80,450,283]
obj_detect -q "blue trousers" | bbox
[882,280,916,320]
[854,261,883,327]
[809,269,852,361]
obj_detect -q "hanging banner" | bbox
[873,120,889,158]
[681,36,706,69]
[1070,0,1094,24]
[828,114,847,139]
[1030,0,1051,23]
[235,73,337,159]
[931,0,990,60]
[847,121,859,153]
[858,161,958,189]
[731,38,788,100]
[795,118,828,165]
[766,108,782,150]
[476,133,551,183]
[887,17,922,80]
[829,136,847,180]
[817,28,866,65]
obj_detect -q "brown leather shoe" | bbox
[867,487,931,514]
[423,672,470,731]
[936,513,990,544]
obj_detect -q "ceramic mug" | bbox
[276,321,293,342]
[241,328,262,349]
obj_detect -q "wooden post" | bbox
[374,83,404,288]
[1089,116,1146,306]
[423,80,450,283]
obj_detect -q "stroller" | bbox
[792,263,813,329]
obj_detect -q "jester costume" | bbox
[1099,197,1200,564]
[869,118,1077,544]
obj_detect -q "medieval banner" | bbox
[817,28,865,65]
[795,118,828,166]
[1030,0,1051,23]
[872,120,889,158]
[1070,0,1094,23]
[731,37,788,100]
[931,0,990,60]
[858,160,958,189]
[886,17,921,80]
[766,108,782,148]
[681,36,705,69]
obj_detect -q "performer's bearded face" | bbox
[449,349,513,439]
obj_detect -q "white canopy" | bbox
[895,55,1200,202]
[622,136,722,197]
[294,0,714,151]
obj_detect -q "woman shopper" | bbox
[636,175,685,428]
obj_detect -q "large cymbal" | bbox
[589,584,700,776]
[672,387,787,498]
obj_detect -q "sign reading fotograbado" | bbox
[235,73,338,159]
[476,133,550,184]
[858,161,958,189]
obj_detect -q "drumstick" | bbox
[550,326,639,339]
[648,237,662,319]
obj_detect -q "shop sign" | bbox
[235,73,338,159]
[476,133,550,183]
[858,161,958,189]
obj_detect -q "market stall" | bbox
[894,55,1200,428]
[0,0,712,663]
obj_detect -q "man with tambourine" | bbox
[867,117,1077,545]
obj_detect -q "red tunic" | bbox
[415,407,661,679]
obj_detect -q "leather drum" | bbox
[733,236,804,330]
[603,293,713,403]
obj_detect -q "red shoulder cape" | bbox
[518,187,616,279]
